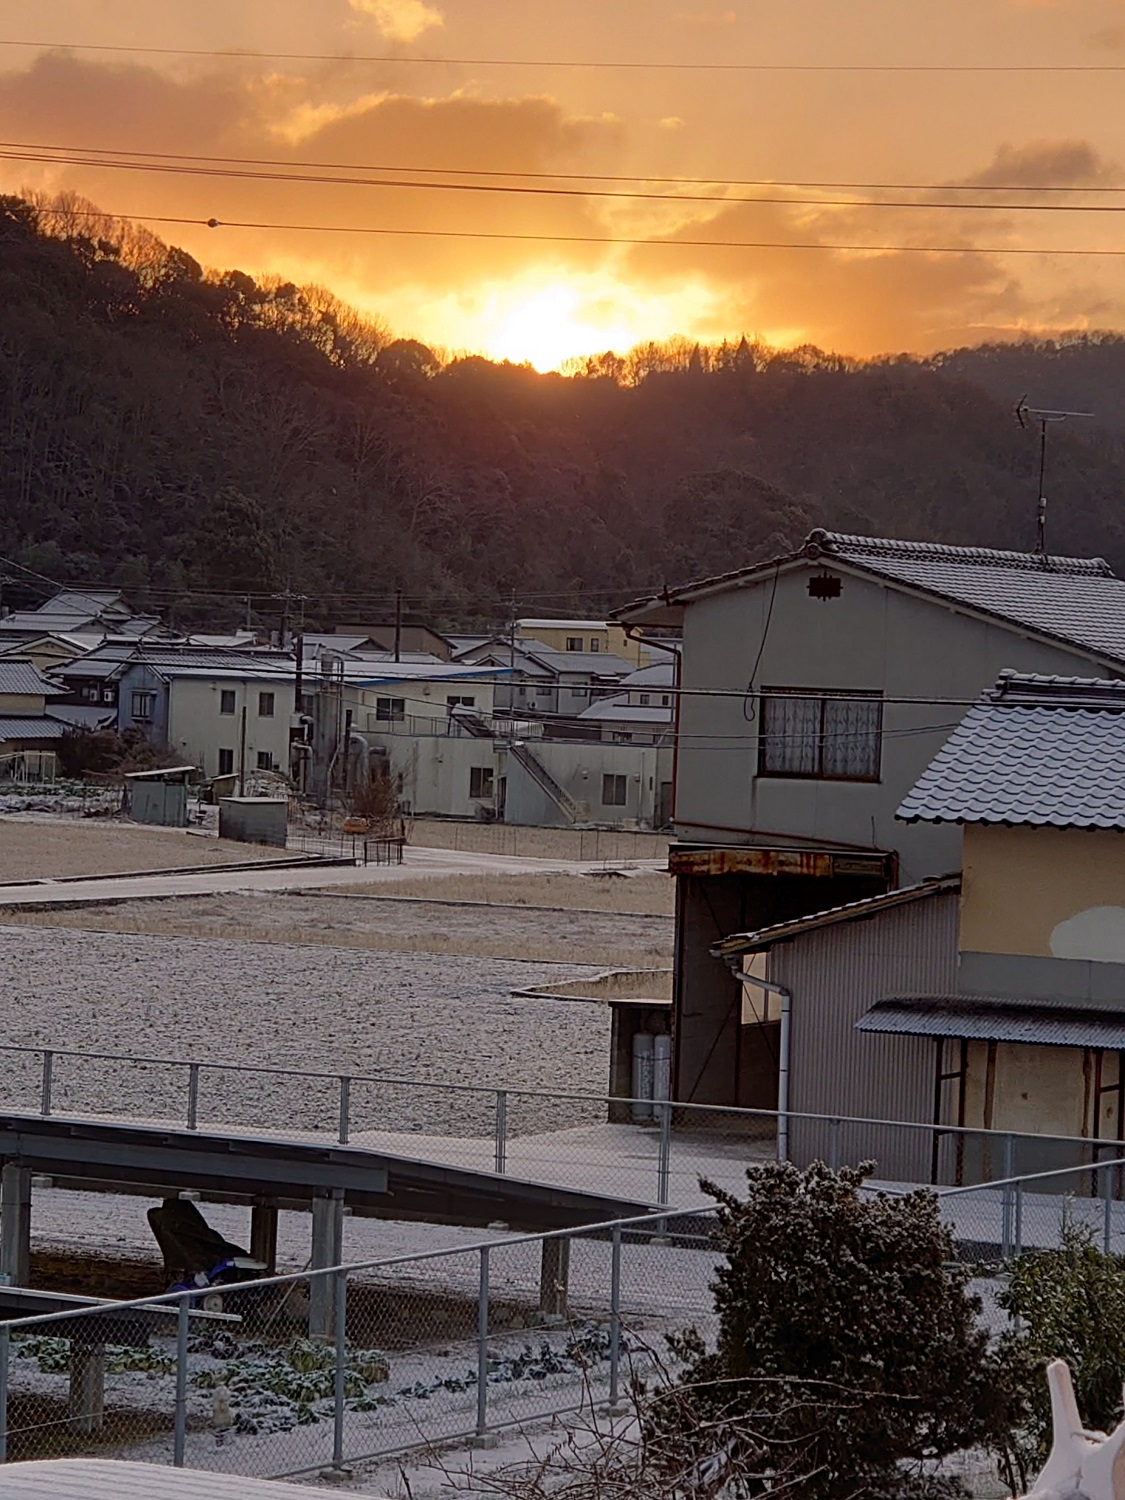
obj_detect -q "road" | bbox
[0,844,665,908]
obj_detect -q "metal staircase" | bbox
[507,740,586,824]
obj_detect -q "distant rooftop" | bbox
[619,528,1125,665]
[898,670,1125,830]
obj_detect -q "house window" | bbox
[602,773,627,806]
[639,693,650,706]
[376,697,405,722]
[102,687,115,704]
[256,751,272,770]
[565,637,583,652]
[447,695,476,708]
[661,695,671,707]
[590,639,601,653]
[758,689,883,781]
[570,687,588,701]
[218,748,234,775]
[469,765,494,799]
[82,685,99,703]
[258,691,275,717]
[131,691,155,719]
[220,689,236,715]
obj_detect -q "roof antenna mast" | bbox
[1015,398,1094,556]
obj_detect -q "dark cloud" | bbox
[960,138,1119,188]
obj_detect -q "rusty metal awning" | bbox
[669,843,894,880]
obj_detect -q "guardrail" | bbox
[0,1042,1122,1206]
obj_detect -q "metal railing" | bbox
[0,1041,1123,1206]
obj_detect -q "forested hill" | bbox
[5,193,1125,631]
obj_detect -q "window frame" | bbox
[469,765,495,799]
[601,772,628,806]
[131,690,155,720]
[258,690,275,718]
[256,750,273,771]
[219,689,236,716]
[217,748,235,775]
[757,687,883,784]
[375,697,406,723]
[565,636,583,652]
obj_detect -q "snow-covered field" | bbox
[0,926,608,1136]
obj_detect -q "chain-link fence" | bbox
[0,1205,720,1481]
[1,1167,1118,1485]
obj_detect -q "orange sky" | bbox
[2,1,1125,368]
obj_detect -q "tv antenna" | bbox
[1015,399,1095,556]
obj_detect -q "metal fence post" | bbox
[475,1246,490,1441]
[173,1294,190,1466]
[338,1077,351,1146]
[1014,1180,1024,1258]
[657,1100,672,1207]
[186,1064,200,1131]
[1001,1182,1013,1261]
[494,1092,508,1175]
[0,1323,9,1464]
[332,1268,349,1471]
[1105,1163,1114,1255]
[40,1051,53,1118]
[608,1225,622,1412]
[828,1117,841,1171]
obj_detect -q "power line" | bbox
[12,140,1125,213]
[3,38,1125,73]
[31,202,1125,257]
[14,140,1125,197]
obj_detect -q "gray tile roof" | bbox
[898,670,1125,828]
[0,717,67,742]
[0,662,56,697]
[858,996,1125,1049]
[620,528,1125,664]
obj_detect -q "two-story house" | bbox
[713,671,1125,1183]
[619,529,1125,1110]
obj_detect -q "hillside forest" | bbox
[4,193,1125,632]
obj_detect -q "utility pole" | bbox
[1015,399,1095,555]
[508,589,517,738]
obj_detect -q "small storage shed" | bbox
[218,795,288,848]
[123,765,196,827]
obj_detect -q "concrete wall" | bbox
[962,823,1125,962]
[505,741,673,829]
[166,678,295,778]
[675,564,1115,883]
[0,692,46,716]
[518,623,647,665]
[381,734,500,819]
[218,796,288,847]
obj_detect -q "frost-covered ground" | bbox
[0,926,608,1136]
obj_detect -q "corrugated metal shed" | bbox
[859,997,1125,1049]
[766,887,961,1180]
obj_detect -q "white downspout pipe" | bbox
[731,969,793,1163]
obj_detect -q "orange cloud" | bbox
[348,0,444,43]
